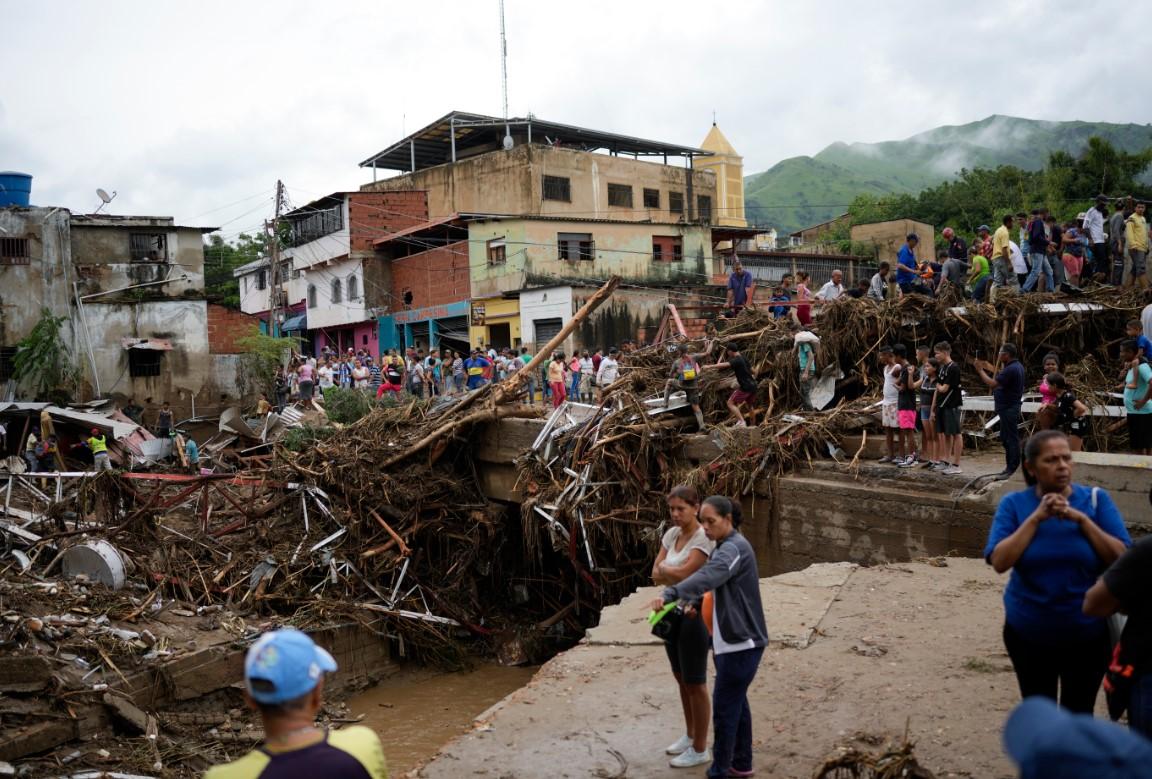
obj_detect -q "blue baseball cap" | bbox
[1004,697,1152,779]
[244,629,337,705]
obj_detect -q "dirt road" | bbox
[416,558,1027,778]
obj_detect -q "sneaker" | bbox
[943,465,963,475]
[669,747,711,768]
[918,459,935,469]
[732,419,748,428]
[897,456,916,468]
[877,456,893,464]
[665,735,692,755]
[931,461,949,471]
[728,770,755,778]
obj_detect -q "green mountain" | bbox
[745,115,1152,234]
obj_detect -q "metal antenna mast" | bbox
[500,0,512,149]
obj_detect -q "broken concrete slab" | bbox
[0,656,52,693]
[583,562,858,649]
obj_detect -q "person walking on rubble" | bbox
[23,428,39,473]
[205,628,388,779]
[650,485,715,768]
[985,430,1130,714]
[664,344,707,431]
[85,428,112,472]
[704,343,758,427]
[653,496,767,779]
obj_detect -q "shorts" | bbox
[1131,249,1148,278]
[937,406,962,436]
[881,403,899,429]
[298,380,314,400]
[680,383,701,406]
[898,409,917,430]
[664,610,710,685]
[919,406,932,422]
[1128,413,1152,450]
[1061,417,1088,438]
[729,389,756,406]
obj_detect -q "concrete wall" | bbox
[520,286,573,353]
[850,219,935,265]
[469,297,521,350]
[72,224,206,295]
[0,207,74,354]
[302,256,372,330]
[467,218,712,299]
[362,144,717,224]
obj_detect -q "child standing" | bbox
[914,357,939,468]
[894,345,919,466]
[1047,372,1089,451]
[879,345,903,464]
[1126,319,1152,364]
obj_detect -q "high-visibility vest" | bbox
[89,435,108,455]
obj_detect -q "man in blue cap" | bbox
[205,628,388,778]
[1004,696,1152,778]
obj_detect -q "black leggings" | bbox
[1003,622,1110,714]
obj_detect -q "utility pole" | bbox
[266,180,286,338]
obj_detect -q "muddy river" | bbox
[348,664,537,774]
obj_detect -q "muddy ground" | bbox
[415,558,1035,779]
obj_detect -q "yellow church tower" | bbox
[693,122,746,227]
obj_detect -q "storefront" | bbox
[468,297,522,352]
[380,300,471,355]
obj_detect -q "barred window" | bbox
[607,184,633,208]
[643,188,660,209]
[542,175,571,202]
[669,192,684,215]
[129,233,167,262]
[0,237,30,265]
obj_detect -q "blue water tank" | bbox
[0,171,32,207]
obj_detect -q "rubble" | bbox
[0,279,1146,774]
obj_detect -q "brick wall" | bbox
[207,304,260,354]
[348,191,428,254]
[390,240,471,310]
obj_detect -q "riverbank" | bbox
[415,558,1023,778]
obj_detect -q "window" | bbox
[487,238,507,266]
[0,346,17,381]
[652,236,683,262]
[558,232,594,262]
[347,274,359,300]
[697,195,713,224]
[331,278,342,304]
[607,183,633,208]
[256,269,267,290]
[129,233,167,262]
[288,205,344,247]
[0,237,30,265]
[307,284,317,308]
[542,175,571,202]
[643,188,660,209]
[128,349,163,378]
[669,192,684,215]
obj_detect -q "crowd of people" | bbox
[855,196,1151,303]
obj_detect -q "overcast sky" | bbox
[3,0,1148,235]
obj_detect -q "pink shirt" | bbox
[1038,379,1057,405]
[298,364,314,381]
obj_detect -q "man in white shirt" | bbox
[595,348,620,402]
[1083,195,1108,278]
[816,269,845,302]
[868,263,890,301]
[1009,241,1028,281]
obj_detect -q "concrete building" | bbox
[234,191,428,357]
[356,111,750,353]
[0,197,253,418]
[850,219,935,265]
[693,123,746,228]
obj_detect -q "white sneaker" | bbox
[943,465,963,475]
[670,747,711,768]
[665,735,693,755]
[732,419,747,428]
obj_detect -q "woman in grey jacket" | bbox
[657,496,768,779]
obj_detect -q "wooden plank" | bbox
[0,706,107,762]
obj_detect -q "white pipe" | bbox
[79,274,188,301]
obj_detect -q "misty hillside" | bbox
[745,115,1152,234]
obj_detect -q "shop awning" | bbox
[282,313,307,332]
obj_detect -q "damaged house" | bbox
[0,174,257,423]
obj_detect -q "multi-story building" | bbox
[0,177,253,416]
[360,111,754,353]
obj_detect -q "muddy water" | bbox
[348,664,537,774]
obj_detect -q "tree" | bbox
[203,232,273,309]
[13,308,81,402]
[236,330,299,397]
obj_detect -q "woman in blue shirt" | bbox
[984,429,1131,713]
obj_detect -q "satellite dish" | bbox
[93,188,117,214]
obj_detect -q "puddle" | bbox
[348,664,537,774]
